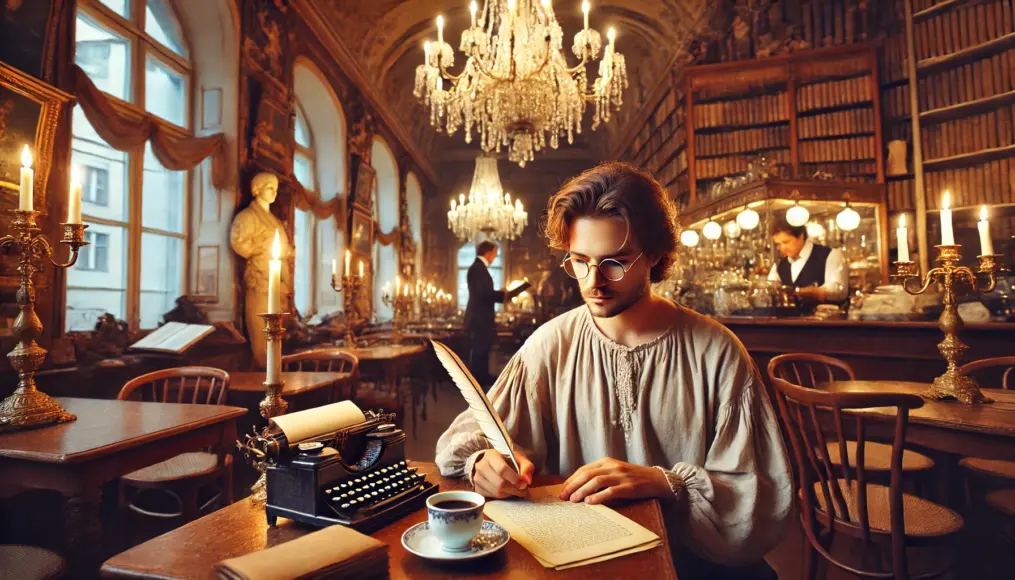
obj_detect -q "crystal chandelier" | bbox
[447,156,528,241]
[415,0,628,167]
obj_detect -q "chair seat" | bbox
[958,457,1015,481]
[824,441,934,472]
[123,452,230,484]
[985,489,1015,518]
[811,479,964,537]
[0,545,66,580]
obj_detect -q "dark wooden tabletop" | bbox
[228,371,353,395]
[347,344,427,361]
[822,381,1015,438]
[101,462,677,580]
[0,398,246,464]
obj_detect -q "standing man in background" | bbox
[464,241,507,387]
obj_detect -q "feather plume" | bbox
[430,339,519,472]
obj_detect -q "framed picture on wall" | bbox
[0,61,73,208]
[352,162,375,212]
[0,0,64,82]
[350,210,373,257]
[194,245,220,302]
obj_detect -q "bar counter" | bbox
[717,316,1015,384]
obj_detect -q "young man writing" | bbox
[435,163,793,578]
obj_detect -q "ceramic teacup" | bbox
[425,490,485,551]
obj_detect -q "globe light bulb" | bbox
[724,221,741,239]
[736,207,760,230]
[786,202,810,227]
[702,220,722,241]
[835,204,861,231]
[680,229,700,247]
[806,221,826,240]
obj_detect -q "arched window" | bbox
[456,237,504,312]
[67,0,193,331]
[371,138,399,321]
[293,58,347,319]
[405,172,423,276]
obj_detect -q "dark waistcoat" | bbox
[777,243,832,288]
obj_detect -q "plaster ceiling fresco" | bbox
[312,0,715,161]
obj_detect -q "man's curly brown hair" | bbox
[542,162,679,283]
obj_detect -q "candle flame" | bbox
[942,191,951,210]
[608,27,616,41]
[71,165,84,186]
[980,205,988,221]
[470,1,477,16]
[582,1,590,14]
[436,15,444,29]
[271,229,281,260]
[21,145,32,168]
[899,214,906,228]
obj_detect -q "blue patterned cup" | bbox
[426,490,485,551]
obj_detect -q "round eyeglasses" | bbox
[561,252,644,282]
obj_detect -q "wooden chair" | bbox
[0,545,66,579]
[282,348,359,402]
[770,377,963,579]
[116,367,233,526]
[958,357,1015,483]
[768,354,934,476]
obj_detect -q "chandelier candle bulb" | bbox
[358,260,364,279]
[608,27,616,51]
[470,1,477,27]
[68,165,83,225]
[436,15,444,45]
[344,249,351,275]
[582,1,590,30]
[19,145,33,212]
[332,259,337,284]
[897,214,909,262]
[268,230,281,315]
[940,192,955,246]
[978,206,993,255]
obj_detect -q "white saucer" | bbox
[401,520,510,561]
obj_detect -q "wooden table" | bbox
[821,381,1015,460]
[101,462,676,580]
[228,371,353,400]
[0,398,245,575]
[347,344,427,361]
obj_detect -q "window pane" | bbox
[72,109,128,222]
[97,0,129,18]
[75,15,131,101]
[145,1,186,56]
[458,243,476,268]
[142,143,184,233]
[316,218,339,313]
[294,152,314,190]
[293,209,312,317]
[140,233,183,329]
[457,269,469,312]
[66,223,127,331]
[145,54,186,126]
[295,107,311,148]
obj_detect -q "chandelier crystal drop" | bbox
[447,156,528,241]
[415,0,628,167]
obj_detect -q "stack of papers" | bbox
[484,484,661,570]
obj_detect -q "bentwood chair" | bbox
[771,377,963,579]
[116,367,233,528]
[957,357,1015,482]
[0,545,66,579]
[768,354,935,477]
[282,348,360,402]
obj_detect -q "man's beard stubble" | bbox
[582,281,648,318]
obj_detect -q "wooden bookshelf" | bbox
[620,84,689,204]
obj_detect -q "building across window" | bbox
[77,231,110,272]
[82,166,109,206]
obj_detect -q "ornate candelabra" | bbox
[381,290,414,345]
[0,211,88,432]
[248,311,289,504]
[893,245,1000,404]
[331,274,362,347]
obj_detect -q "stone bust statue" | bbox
[229,172,292,367]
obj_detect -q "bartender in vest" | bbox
[767,217,848,310]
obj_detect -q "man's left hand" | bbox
[559,458,670,505]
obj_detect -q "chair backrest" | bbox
[118,367,230,405]
[959,356,1015,390]
[769,376,924,578]
[768,353,855,389]
[282,348,360,374]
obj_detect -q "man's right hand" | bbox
[472,449,535,499]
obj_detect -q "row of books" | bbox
[798,1,878,53]
[654,154,687,188]
[694,126,789,158]
[921,107,1015,160]
[888,178,914,212]
[800,160,878,179]
[882,83,911,122]
[800,136,877,163]
[916,50,1015,112]
[881,30,908,86]
[925,158,1014,208]
[797,76,873,112]
[914,0,1014,63]
[695,149,791,180]
[634,130,686,168]
[798,108,877,139]
[692,93,788,128]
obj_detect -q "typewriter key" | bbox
[341,503,350,509]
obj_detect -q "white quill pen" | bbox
[430,339,520,472]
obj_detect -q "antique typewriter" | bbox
[239,405,438,531]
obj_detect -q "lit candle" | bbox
[332,258,337,283]
[359,260,364,278]
[436,15,444,45]
[978,205,994,255]
[940,192,955,246]
[897,214,909,262]
[469,1,477,27]
[68,165,83,224]
[582,1,590,30]
[403,284,409,296]
[268,229,281,314]
[396,275,401,295]
[507,0,516,16]
[344,249,351,276]
[608,27,616,51]
[19,145,33,211]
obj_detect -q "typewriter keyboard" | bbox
[323,461,426,515]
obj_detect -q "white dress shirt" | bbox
[767,240,847,302]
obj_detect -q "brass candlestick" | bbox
[332,274,362,347]
[0,211,88,432]
[893,245,1000,404]
[381,290,413,345]
[249,311,289,504]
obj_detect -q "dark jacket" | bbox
[776,243,832,288]
[463,258,505,348]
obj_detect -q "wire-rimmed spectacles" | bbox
[561,252,644,281]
